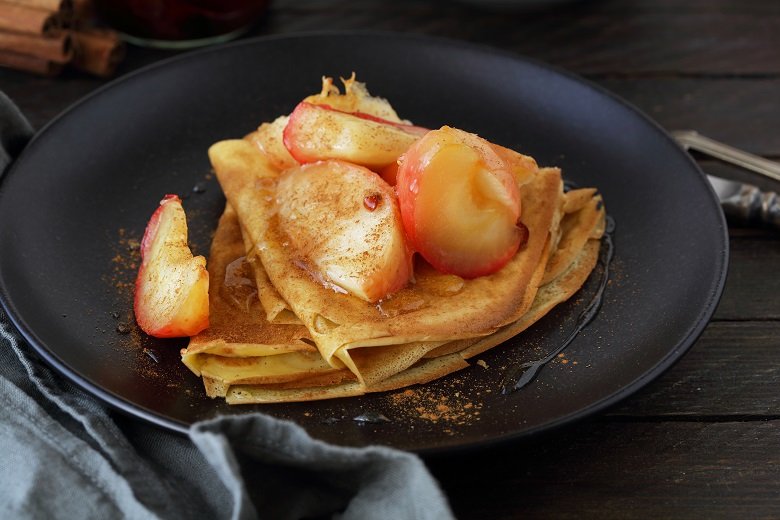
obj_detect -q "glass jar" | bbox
[95,0,269,49]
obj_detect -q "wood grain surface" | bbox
[1,0,778,518]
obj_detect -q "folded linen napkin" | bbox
[0,91,453,520]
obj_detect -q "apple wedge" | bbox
[282,101,427,169]
[134,194,209,338]
[276,160,412,303]
[396,126,525,279]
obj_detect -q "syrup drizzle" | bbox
[501,215,616,394]
[363,193,382,211]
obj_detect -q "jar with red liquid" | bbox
[95,0,269,49]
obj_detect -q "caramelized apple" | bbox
[283,102,427,169]
[134,195,209,338]
[396,126,524,278]
[276,160,412,302]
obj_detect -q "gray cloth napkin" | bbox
[0,91,454,520]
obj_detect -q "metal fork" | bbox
[672,130,780,228]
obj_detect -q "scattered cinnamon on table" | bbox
[0,0,124,77]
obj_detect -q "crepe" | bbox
[239,220,302,325]
[184,138,605,403]
[182,202,460,398]
[182,205,355,398]
[218,184,603,404]
[210,140,554,368]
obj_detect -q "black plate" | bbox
[0,33,728,454]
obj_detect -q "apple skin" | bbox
[275,160,412,303]
[378,161,400,186]
[282,102,427,169]
[134,194,209,338]
[395,126,525,279]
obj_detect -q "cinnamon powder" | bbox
[386,385,483,428]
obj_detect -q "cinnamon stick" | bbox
[0,2,62,35]
[0,29,71,62]
[0,48,61,75]
[71,28,123,77]
[2,0,72,13]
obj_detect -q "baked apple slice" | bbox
[276,160,412,302]
[396,126,525,278]
[283,101,427,169]
[134,195,209,338]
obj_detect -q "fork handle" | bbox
[672,130,780,183]
[721,185,780,229]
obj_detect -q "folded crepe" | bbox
[182,205,356,399]
[180,138,605,404]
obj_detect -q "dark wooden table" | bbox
[3,1,779,517]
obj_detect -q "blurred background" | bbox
[2,0,777,189]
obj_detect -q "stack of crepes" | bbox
[181,78,605,404]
